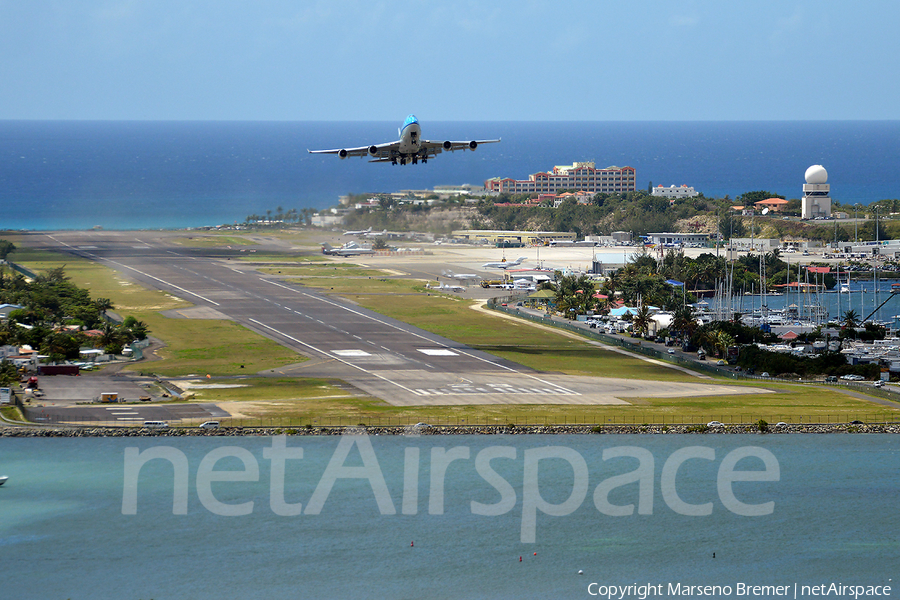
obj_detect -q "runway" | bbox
[34,231,769,406]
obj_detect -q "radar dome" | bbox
[805,165,828,184]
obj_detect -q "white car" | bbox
[707,421,724,427]
[199,421,220,429]
[668,348,676,354]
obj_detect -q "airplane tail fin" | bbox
[321,243,333,252]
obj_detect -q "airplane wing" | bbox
[421,139,501,154]
[308,141,400,161]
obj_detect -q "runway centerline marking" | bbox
[260,278,579,395]
[248,318,423,396]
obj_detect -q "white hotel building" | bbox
[484,161,636,195]
[651,184,699,199]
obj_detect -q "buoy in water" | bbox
[578,570,584,575]
[410,541,414,547]
[519,556,522,562]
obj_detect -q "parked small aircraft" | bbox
[482,256,527,270]
[343,227,372,236]
[442,269,481,282]
[321,242,375,256]
[308,115,500,165]
[428,283,465,293]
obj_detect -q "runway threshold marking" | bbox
[260,279,579,396]
[248,318,423,396]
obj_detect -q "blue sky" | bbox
[2,0,898,121]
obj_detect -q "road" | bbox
[29,231,766,410]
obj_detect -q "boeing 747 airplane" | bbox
[308,115,500,165]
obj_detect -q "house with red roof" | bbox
[754,198,789,212]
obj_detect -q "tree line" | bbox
[0,256,148,367]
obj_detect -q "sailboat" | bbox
[839,268,851,293]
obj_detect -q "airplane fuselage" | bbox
[398,115,421,156]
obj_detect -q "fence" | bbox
[21,409,900,429]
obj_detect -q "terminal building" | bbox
[484,162,635,195]
[450,230,576,246]
[645,232,710,247]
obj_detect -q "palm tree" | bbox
[713,330,735,358]
[93,297,113,317]
[671,306,696,340]
[841,309,860,330]
[631,305,653,338]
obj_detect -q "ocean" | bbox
[1,120,899,230]
[1,434,897,599]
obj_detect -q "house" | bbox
[0,304,24,320]
[754,198,789,213]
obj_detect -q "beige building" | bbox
[451,230,576,245]
[485,161,636,195]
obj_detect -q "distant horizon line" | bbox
[1,117,898,124]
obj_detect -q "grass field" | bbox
[165,383,899,428]
[6,234,900,424]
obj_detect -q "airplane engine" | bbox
[442,140,452,150]
[468,140,478,150]
[338,149,348,159]
[368,145,379,157]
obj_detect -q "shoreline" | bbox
[3,423,898,437]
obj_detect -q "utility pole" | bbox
[875,205,880,244]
